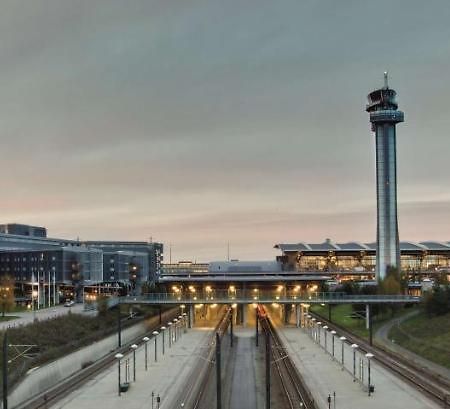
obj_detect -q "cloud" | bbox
[0,0,449,260]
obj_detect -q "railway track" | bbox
[259,306,317,409]
[15,308,181,409]
[309,311,450,407]
[176,307,231,409]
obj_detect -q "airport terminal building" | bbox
[275,239,450,278]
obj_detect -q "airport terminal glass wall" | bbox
[295,254,450,273]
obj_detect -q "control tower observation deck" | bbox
[366,73,404,280]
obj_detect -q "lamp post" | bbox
[311,318,316,341]
[143,337,150,370]
[317,322,322,345]
[365,353,374,396]
[131,344,138,381]
[115,353,124,396]
[178,315,183,339]
[32,289,38,321]
[182,312,188,333]
[339,336,346,367]
[153,331,159,362]
[351,344,358,381]
[330,330,337,359]
[168,322,173,347]
[160,327,166,355]
[323,325,328,352]
[173,318,178,342]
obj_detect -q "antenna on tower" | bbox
[383,71,389,89]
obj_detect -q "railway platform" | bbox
[276,326,440,409]
[49,327,212,409]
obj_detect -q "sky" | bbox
[1,0,450,262]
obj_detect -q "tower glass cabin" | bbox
[366,74,404,280]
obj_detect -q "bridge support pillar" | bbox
[295,304,300,327]
[242,304,247,327]
[300,304,305,328]
[189,305,195,328]
[366,304,373,346]
[365,304,370,330]
[283,304,292,324]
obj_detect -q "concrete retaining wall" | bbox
[9,321,147,408]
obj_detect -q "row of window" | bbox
[296,255,450,271]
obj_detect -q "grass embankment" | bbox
[0,305,164,389]
[388,310,450,369]
[310,304,414,340]
[0,316,18,322]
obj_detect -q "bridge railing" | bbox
[120,290,421,304]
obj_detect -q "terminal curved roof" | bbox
[274,241,450,252]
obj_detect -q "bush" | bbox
[423,285,450,316]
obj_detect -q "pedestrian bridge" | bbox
[117,291,421,305]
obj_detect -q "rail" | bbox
[307,311,450,406]
[118,292,421,305]
[259,308,318,409]
[14,308,182,409]
[173,307,231,409]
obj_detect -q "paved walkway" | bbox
[375,309,450,381]
[226,329,264,409]
[50,327,213,409]
[277,325,440,409]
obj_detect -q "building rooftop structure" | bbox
[275,240,450,276]
[0,223,47,238]
[274,241,450,253]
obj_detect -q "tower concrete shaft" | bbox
[366,74,404,280]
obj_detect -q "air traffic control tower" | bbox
[366,73,404,280]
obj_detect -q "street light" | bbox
[153,331,159,362]
[178,315,183,339]
[339,336,346,366]
[168,322,173,347]
[182,312,188,333]
[365,353,374,396]
[323,325,328,352]
[32,290,38,320]
[351,344,358,381]
[330,330,337,359]
[143,337,150,370]
[317,322,322,344]
[173,318,178,342]
[115,353,124,396]
[130,344,138,381]
[160,327,166,355]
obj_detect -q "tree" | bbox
[378,266,407,316]
[378,266,405,295]
[129,260,140,295]
[0,275,15,317]
[340,281,357,295]
[96,295,109,317]
[71,259,84,302]
[423,282,450,316]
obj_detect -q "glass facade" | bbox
[276,242,450,276]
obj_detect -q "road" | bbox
[0,303,95,330]
[375,309,450,381]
